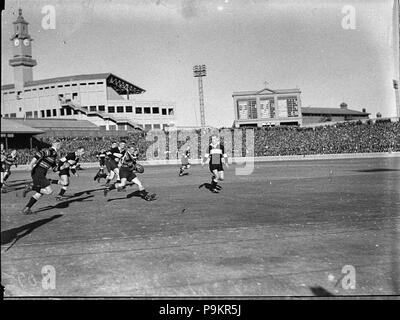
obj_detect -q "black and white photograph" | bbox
[1,0,399,304]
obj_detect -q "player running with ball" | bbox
[201,135,229,193]
[103,144,156,201]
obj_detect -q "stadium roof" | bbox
[301,107,370,116]
[232,87,301,96]
[10,118,99,130]
[1,73,146,95]
[1,118,44,134]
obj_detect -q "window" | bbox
[162,109,167,115]
[24,89,31,92]
[65,84,70,87]
[152,107,159,114]
[4,114,9,118]
[72,93,78,99]
[45,87,49,89]
[118,124,125,130]
[98,105,105,112]
[88,82,95,85]
[126,106,133,113]
[90,106,97,112]
[109,125,116,131]
[34,111,38,118]
[135,107,142,114]
[60,108,65,116]
[99,125,106,131]
[10,113,16,118]
[168,108,174,115]
[144,107,151,114]
[66,108,72,116]
[80,83,87,86]
[72,83,77,87]
[46,110,51,117]
[57,85,63,88]
[19,107,22,112]
[74,110,79,115]
[50,86,55,89]
[108,106,115,113]
[53,109,57,116]
[97,82,104,85]
[41,110,45,117]
[82,106,88,110]
[153,124,161,129]
[144,124,152,130]
[32,88,37,91]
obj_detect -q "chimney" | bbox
[340,102,348,109]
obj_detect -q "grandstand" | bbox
[1,9,176,132]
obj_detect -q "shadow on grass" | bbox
[107,190,143,202]
[357,168,400,173]
[309,286,335,297]
[1,214,63,251]
[34,195,94,214]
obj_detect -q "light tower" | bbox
[193,64,207,128]
[9,9,37,92]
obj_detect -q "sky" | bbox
[1,0,399,127]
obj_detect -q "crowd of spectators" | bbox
[5,119,400,165]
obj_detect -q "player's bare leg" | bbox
[21,185,53,215]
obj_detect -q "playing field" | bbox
[1,157,399,297]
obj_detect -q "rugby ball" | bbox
[135,163,144,174]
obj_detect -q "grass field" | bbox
[1,157,399,297]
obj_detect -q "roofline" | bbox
[1,72,146,93]
[232,88,301,96]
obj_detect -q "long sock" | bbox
[108,183,116,190]
[26,197,37,208]
[58,187,67,196]
[105,178,111,185]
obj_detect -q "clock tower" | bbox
[9,9,37,91]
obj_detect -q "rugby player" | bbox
[21,140,62,214]
[104,141,125,186]
[103,144,155,201]
[1,149,18,191]
[93,148,107,182]
[51,146,85,200]
[201,135,229,193]
[179,146,191,176]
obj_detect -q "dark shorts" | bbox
[106,159,118,171]
[119,166,137,182]
[209,163,224,173]
[99,158,106,167]
[31,166,50,192]
[59,168,70,177]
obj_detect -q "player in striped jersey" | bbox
[93,149,107,182]
[1,150,18,191]
[0,144,9,193]
[104,144,156,201]
[179,146,191,176]
[21,140,62,214]
[51,146,85,200]
[104,141,125,186]
[201,135,229,193]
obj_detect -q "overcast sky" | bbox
[2,0,399,127]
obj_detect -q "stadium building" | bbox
[233,88,370,127]
[233,87,303,127]
[1,9,176,131]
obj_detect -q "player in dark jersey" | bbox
[104,141,125,186]
[103,144,156,201]
[0,144,8,193]
[21,140,62,214]
[93,149,107,182]
[201,135,229,193]
[51,146,85,200]
[179,146,191,176]
[1,149,18,191]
